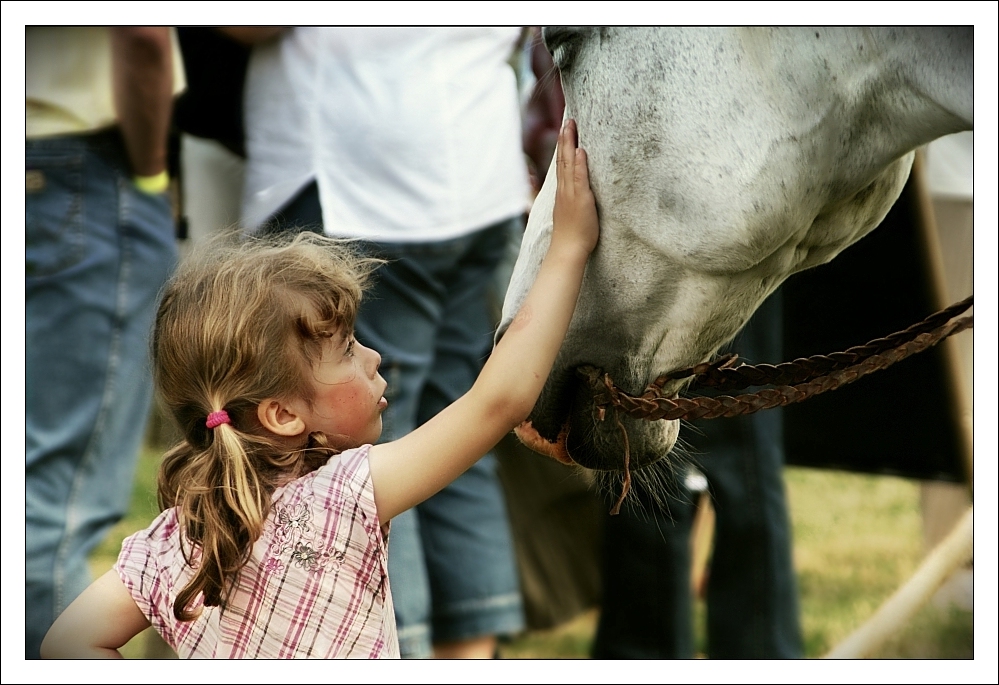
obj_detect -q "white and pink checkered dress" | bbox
[115,445,399,658]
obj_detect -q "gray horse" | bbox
[499,27,973,478]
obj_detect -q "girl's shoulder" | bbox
[271,444,372,501]
[125,506,182,549]
[115,507,192,627]
[278,444,379,524]
[310,444,373,489]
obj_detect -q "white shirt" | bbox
[242,27,530,241]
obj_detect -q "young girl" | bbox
[40,120,598,659]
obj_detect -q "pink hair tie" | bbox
[206,410,231,429]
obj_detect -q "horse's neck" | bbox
[867,27,973,128]
[803,27,972,178]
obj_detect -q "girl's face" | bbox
[301,332,388,447]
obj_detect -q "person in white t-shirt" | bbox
[239,27,530,659]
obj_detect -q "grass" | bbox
[91,450,972,659]
[784,467,971,659]
[788,467,923,656]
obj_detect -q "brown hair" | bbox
[151,231,378,621]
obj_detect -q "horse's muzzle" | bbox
[515,366,679,471]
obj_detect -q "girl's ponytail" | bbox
[167,405,270,621]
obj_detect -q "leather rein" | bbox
[579,295,973,424]
[578,295,973,515]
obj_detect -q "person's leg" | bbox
[25,131,177,657]
[415,453,523,657]
[696,415,802,658]
[410,218,526,657]
[414,452,522,658]
[697,291,803,658]
[383,508,434,658]
[591,487,698,659]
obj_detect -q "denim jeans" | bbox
[593,291,803,658]
[263,182,525,658]
[25,130,177,658]
[366,228,526,658]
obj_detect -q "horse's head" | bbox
[499,27,971,474]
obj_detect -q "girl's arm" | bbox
[369,119,599,521]
[40,569,151,659]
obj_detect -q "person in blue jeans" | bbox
[25,27,180,658]
[592,291,803,658]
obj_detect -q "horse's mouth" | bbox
[515,366,681,472]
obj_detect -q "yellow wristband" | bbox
[133,170,170,194]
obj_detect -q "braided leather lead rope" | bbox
[589,296,973,515]
[579,295,973,424]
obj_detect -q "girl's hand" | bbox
[551,119,599,256]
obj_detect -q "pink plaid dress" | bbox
[115,445,399,658]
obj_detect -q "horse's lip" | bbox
[514,420,575,466]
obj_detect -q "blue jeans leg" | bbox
[356,220,525,657]
[385,508,433,657]
[25,132,177,658]
[698,292,802,658]
[592,489,698,659]
[697,409,802,657]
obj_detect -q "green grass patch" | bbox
[499,609,598,659]
[785,467,926,656]
[500,467,972,659]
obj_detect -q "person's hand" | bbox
[551,119,599,256]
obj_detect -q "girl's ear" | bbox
[257,399,307,437]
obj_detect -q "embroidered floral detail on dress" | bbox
[289,542,349,575]
[278,501,312,535]
[267,492,349,578]
[291,542,319,571]
[263,557,285,575]
[268,496,315,558]
[313,547,348,575]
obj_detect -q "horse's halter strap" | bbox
[579,294,973,424]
